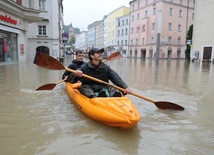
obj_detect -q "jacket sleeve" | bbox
[62,64,75,79]
[108,68,128,89]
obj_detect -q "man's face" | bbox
[92,51,103,61]
[76,53,84,62]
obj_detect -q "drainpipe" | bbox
[155,2,163,64]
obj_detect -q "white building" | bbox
[0,0,43,63]
[191,0,214,62]
[75,31,88,52]
[27,0,64,61]
[0,0,64,63]
[115,14,130,57]
[87,21,102,50]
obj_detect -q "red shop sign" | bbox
[0,15,18,25]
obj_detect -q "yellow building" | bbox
[106,6,130,52]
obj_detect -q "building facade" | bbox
[87,20,102,51]
[75,31,88,52]
[0,0,43,63]
[106,6,130,53]
[0,0,64,63]
[27,0,64,61]
[129,0,195,59]
[96,19,104,49]
[191,0,214,62]
[115,14,130,57]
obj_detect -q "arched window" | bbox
[36,46,49,55]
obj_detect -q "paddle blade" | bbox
[33,52,65,70]
[154,101,185,111]
[107,51,123,61]
[36,83,56,90]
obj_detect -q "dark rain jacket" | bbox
[62,59,86,83]
[78,61,128,91]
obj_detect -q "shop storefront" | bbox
[0,30,18,63]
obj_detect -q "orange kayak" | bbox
[66,82,140,129]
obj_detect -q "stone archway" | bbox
[36,46,49,55]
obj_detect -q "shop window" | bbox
[0,31,18,62]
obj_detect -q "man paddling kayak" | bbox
[75,48,132,98]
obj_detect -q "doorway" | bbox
[203,47,212,61]
[36,46,50,55]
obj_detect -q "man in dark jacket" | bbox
[62,50,86,83]
[75,48,132,98]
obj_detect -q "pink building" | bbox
[129,0,195,59]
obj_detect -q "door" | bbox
[203,47,212,61]
[0,38,4,62]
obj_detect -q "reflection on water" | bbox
[0,58,214,155]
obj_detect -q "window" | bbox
[132,15,134,22]
[178,24,181,31]
[39,0,46,11]
[132,4,134,11]
[151,37,154,44]
[192,13,195,20]
[126,19,128,25]
[168,23,172,30]
[117,41,119,45]
[168,37,172,44]
[178,38,181,45]
[142,25,145,31]
[38,25,47,35]
[145,0,148,5]
[121,40,123,45]
[125,28,128,35]
[118,19,120,27]
[145,11,148,17]
[153,8,156,15]
[125,40,127,45]
[179,0,182,4]
[152,23,155,30]
[136,39,138,45]
[121,29,124,36]
[142,38,145,45]
[137,26,140,33]
[137,13,140,20]
[169,8,173,15]
[131,40,133,45]
[179,10,182,17]
[117,30,120,36]
[131,28,134,34]
[138,2,140,8]
[29,0,34,8]
[122,20,124,25]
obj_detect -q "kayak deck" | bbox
[66,82,140,129]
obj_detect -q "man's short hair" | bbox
[75,50,83,56]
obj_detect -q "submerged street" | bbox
[0,56,214,155]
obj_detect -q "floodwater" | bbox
[0,56,214,155]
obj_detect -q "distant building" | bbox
[115,14,130,57]
[191,0,214,62]
[75,31,88,52]
[106,6,130,54]
[87,21,102,50]
[129,0,195,59]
